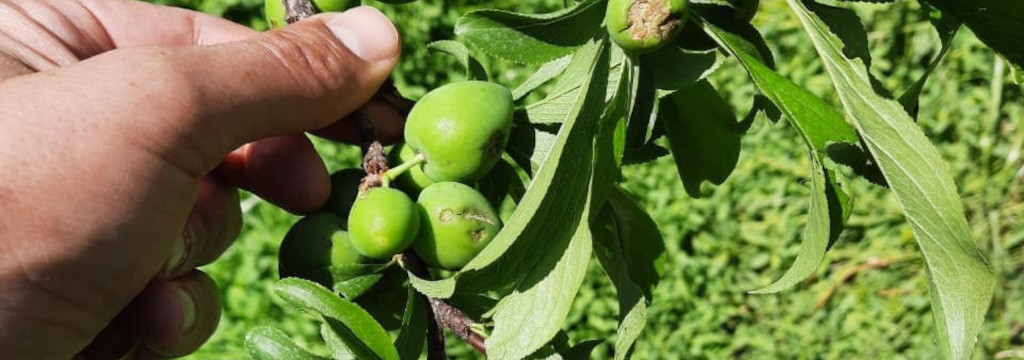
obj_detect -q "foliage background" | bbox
[145,0,1024,358]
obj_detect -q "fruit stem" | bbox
[381,152,427,187]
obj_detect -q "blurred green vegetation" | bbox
[149,0,1024,358]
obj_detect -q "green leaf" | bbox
[924,0,1024,68]
[513,56,573,101]
[525,39,615,124]
[702,18,859,292]
[593,188,667,359]
[897,4,960,117]
[393,287,426,360]
[659,80,742,198]
[274,278,399,360]
[455,0,605,64]
[334,274,383,300]
[329,263,391,280]
[410,39,609,299]
[321,324,355,360]
[787,1,996,358]
[749,156,851,292]
[426,40,489,81]
[487,204,594,359]
[487,39,617,359]
[644,43,723,93]
[245,326,330,360]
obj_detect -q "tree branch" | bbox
[401,252,488,356]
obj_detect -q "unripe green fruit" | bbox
[413,182,502,270]
[322,168,364,220]
[606,0,689,54]
[264,0,359,29]
[348,187,420,259]
[279,213,364,287]
[405,81,514,183]
[388,142,434,196]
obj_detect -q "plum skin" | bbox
[413,182,502,270]
[404,81,514,184]
[347,187,421,259]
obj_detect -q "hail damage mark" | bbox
[437,207,496,226]
[625,0,680,42]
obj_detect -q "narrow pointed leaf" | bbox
[787,1,996,358]
[703,19,859,292]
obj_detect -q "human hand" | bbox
[0,0,402,359]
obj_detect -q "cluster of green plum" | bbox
[279,81,518,291]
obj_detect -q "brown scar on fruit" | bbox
[626,0,680,42]
[470,228,488,243]
[482,131,506,159]
[437,208,496,226]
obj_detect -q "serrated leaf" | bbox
[660,80,741,197]
[513,56,573,101]
[321,324,355,360]
[924,0,1024,68]
[702,18,860,292]
[787,1,996,358]
[409,40,609,300]
[393,287,426,360]
[427,40,489,81]
[245,326,329,360]
[455,0,605,64]
[334,274,383,299]
[274,279,399,360]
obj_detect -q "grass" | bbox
[144,0,1024,358]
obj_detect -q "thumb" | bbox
[186,6,402,145]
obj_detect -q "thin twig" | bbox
[402,252,488,356]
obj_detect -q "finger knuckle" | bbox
[255,25,357,99]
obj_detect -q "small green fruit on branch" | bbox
[606,0,689,54]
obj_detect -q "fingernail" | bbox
[176,288,198,335]
[161,226,192,278]
[327,6,400,63]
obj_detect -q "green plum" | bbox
[606,0,689,54]
[405,81,514,183]
[348,187,420,259]
[279,213,364,287]
[388,142,434,196]
[265,0,360,29]
[322,168,364,221]
[413,182,502,270]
